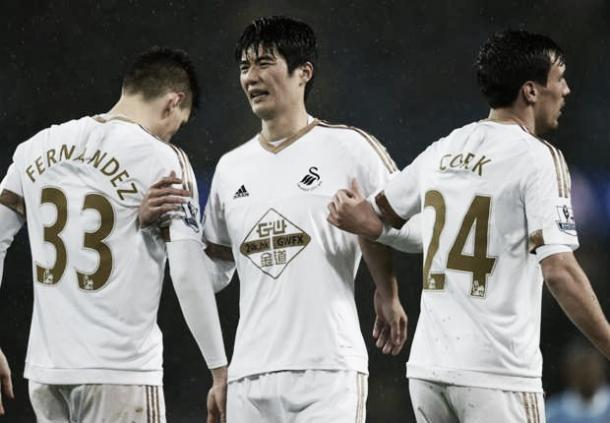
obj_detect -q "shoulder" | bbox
[315,120,398,172]
[216,135,259,171]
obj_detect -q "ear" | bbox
[161,92,186,117]
[521,81,538,105]
[299,62,314,85]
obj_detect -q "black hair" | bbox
[235,16,318,100]
[475,30,565,108]
[123,46,200,110]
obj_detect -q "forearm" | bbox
[543,253,610,357]
[0,204,25,287]
[376,213,423,253]
[359,237,398,299]
[167,240,228,369]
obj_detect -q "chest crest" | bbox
[239,208,311,279]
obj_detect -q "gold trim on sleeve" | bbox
[205,241,235,262]
[375,191,406,229]
[528,230,545,253]
[541,140,566,198]
[317,121,398,172]
[0,189,26,217]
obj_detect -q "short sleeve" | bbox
[524,146,579,252]
[202,162,231,249]
[376,146,429,228]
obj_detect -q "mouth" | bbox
[248,89,269,102]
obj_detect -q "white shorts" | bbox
[409,379,545,423]
[227,370,367,423]
[28,381,166,423]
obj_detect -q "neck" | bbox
[488,107,535,135]
[260,104,309,141]
[107,95,156,134]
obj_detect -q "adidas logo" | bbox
[233,185,249,199]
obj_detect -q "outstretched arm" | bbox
[542,251,610,358]
[327,179,422,253]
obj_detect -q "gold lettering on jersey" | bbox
[439,153,492,176]
[23,145,139,200]
[240,208,311,279]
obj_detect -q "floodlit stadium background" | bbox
[1,1,609,421]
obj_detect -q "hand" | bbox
[138,171,191,228]
[373,290,408,355]
[0,349,14,416]
[207,368,227,423]
[327,179,383,239]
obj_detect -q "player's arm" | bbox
[165,240,228,422]
[138,171,191,228]
[329,179,408,354]
[540,250,610,358]
[524,145,610,358]
[0,166,26,415]
[327,179,422,253]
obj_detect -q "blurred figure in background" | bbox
[547,340,610,423]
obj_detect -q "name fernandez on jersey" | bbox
[24,143,138,200]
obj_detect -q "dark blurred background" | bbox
[1,0,609,421]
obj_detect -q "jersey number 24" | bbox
[423,190,496,298]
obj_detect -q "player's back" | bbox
[405,120,577,392]
[7,115,184,385]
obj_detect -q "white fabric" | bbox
[381,120,579,392]
[1,115,203,385]
[203,118,397,382]
[227,370,367,423]
[166,240,227,369]
[0,203,24,287]
[29,381,166,423]
[376,213,423,253]
[535,243,572,262]
[409,378,545,423]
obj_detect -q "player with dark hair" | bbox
[328,30,610,422]
[140,16,420,422]
[0,46,228,422]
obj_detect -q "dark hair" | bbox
[235,16,318,100]
[123,46,200,110]
[475,30,565,108]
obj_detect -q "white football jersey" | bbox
[0,114,202,385]
[203,117,398,382]
[377,120,578,392]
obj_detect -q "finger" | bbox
[150,187,191,199]
[327,203,339,226]
[350,178,364,199]
[375,326,389,349]
[151,176,183,189]
[148,196,188,207]
[1,373,13,400]
[372,316,384,339]
[390,317,407,355]
[335,189,354,203]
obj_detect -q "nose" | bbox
[241,66,260,88]
[563,80,571,96]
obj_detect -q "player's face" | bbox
[239,45,305,120]
[534,58,570,134]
